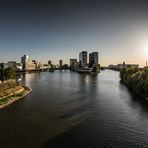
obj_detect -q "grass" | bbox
[0,96,12,105]
[0,85,31,107]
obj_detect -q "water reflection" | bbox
[21,73,37,87]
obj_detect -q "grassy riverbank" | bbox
[0,80,32,109]
[120,66,148,99]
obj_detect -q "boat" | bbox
[75,68,92,74]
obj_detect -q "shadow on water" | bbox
[59,101,92,119]
[61,96,88,105]
[42,123,88,148]
[41,102,92,148]
[119,81,148,113]
[42,121,85,148]
[42,74,100,148]
[41,74,99,147]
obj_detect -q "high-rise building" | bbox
[48,60,52,66]
[70,59,77,67]
[21,55,29,63]
[89,52,99,67]
[59,60,63,68]
[79,51,87,68]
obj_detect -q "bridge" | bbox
[16,67,49,74]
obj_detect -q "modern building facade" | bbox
[89,52,99,67]
[79,51,87,68]
[70,59,77,67]
[117,62,139,69]
[108,62,139,70]
[21,55,37,70]
[21,55,29,63]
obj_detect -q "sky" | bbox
[0,0,148,67]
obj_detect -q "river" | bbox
[0,70,148,148]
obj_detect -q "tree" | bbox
[4,67,16,80]
[0,71,2,81]
[92,65,100,74]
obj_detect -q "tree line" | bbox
[120,66,148,98]
[0,67,16,82]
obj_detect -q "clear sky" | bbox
[0,0,148,67]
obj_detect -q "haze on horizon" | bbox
[0,0,148,67]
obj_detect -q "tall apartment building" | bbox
[70,59,77,67]
[21,55,29,63]
[79,51,87,68]
[48,60,52,66]
[89,52,99,67]
[59,60,63,68]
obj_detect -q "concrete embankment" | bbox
[0,80,32,109]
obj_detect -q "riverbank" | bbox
[0,80,32,109]
[120,66,148,99]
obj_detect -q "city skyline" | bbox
[0,0,148,67]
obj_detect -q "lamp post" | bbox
[144,43,148,68]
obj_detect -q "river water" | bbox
[0,70,148,148]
